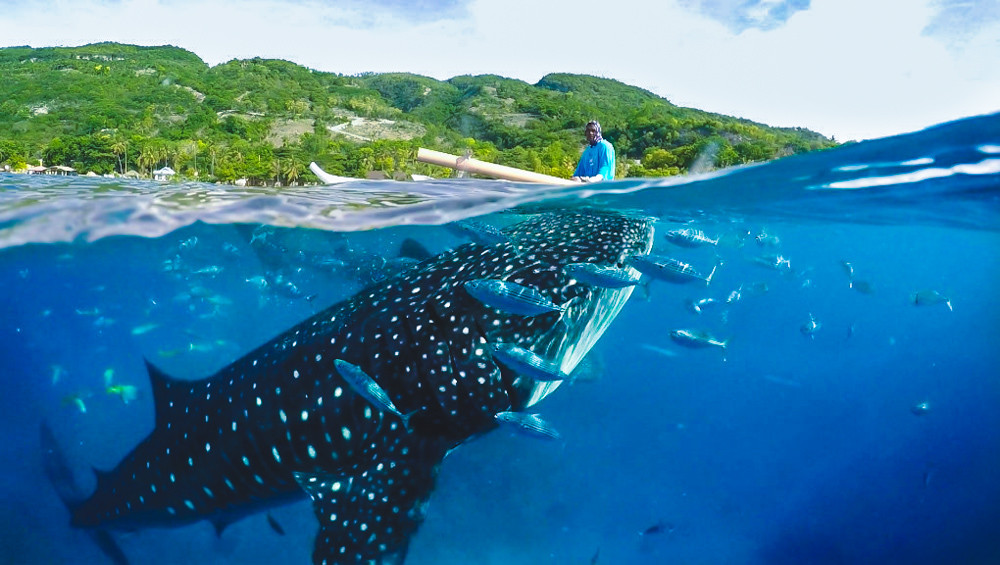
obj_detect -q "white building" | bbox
[153,166,176,181]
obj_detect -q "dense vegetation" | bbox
[0,43,837,184]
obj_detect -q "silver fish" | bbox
[669,329,727,350]
[664,228,718,248]
[754,231,781,247]
[494,411,562,440]
[684,297,719,314]
[911,290,952,311]
[334,359,414,429]
[841,260,855,280]
[800,313,821,338]
[752,254,792,272]
[628,254,717,285]
[565,262,643,289]
[464,279,565,316]
[491,343,570,383]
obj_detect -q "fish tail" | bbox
[946,300,953,311]
[705,264,718,285]
[40,421,130,565]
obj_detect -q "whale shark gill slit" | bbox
[60,210,655,564]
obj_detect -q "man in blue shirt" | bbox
[572,120,615,182]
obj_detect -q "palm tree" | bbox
[138,145,156,176]
[112,139,128,174]
[283,159,303,186]
[272,158,282,186]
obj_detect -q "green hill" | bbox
[0,42,836,183]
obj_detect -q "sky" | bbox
[1,0,998,141]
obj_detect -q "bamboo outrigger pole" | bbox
[416,148,576,185]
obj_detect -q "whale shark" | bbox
[48,210,655,564]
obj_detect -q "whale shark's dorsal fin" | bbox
[143,359,186,430]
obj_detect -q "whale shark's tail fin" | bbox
[40,421,130,565]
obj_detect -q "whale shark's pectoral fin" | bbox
[292,442,446,565]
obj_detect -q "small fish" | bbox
[590,547,600,565]
[157,348,183,358]
[106,384,138,405]
[334,359,414,429]
[464,279,565,317]
[628,254,716,285]
[840,260,855,280]
[249,226,271,244]
[130,323,160,336]
[192,265,224,276]
[911,290,952,311]
[639,520,674,536]
[204,294,233,306]
[62,393,87,414]
[850,280,875,294]
[93,316,116,328]
[564,263,642,289]
[177,236,199,250]
[246,275,269,290]
[266,512,286,536]
[449,220,509,246]
[800,313,821,339]
[664,228,718,248]
[51,364,65,386]
[752,254,792,272]
[684,297,719,314]
[491,343,570,383]
[911,401,930,416]
[222,242,241,256]
[754,231,781,247]
[725,285,743,304]
[188,286,216,298]
[494,411,562,441]
[669,329,727,351]
[75,307,101,316]
[103,368,115,387]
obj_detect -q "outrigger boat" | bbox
[309,148,577,185]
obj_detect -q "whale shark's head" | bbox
[489,210,655,407]
[354,209,656,441]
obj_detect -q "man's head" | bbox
[585,120,602,147]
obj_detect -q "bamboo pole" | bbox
[416,148,576,185]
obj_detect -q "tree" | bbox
[112,139,128,174]
[138,144,156,175]
[283,159,303,185]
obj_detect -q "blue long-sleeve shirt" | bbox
[573,139,615,180]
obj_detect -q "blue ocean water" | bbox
[1,113,998,565]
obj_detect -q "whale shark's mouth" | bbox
[525,271,647,407]
[499,211,656,407]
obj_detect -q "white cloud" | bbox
[0,0,997,141]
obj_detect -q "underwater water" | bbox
[1,112,998,565]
